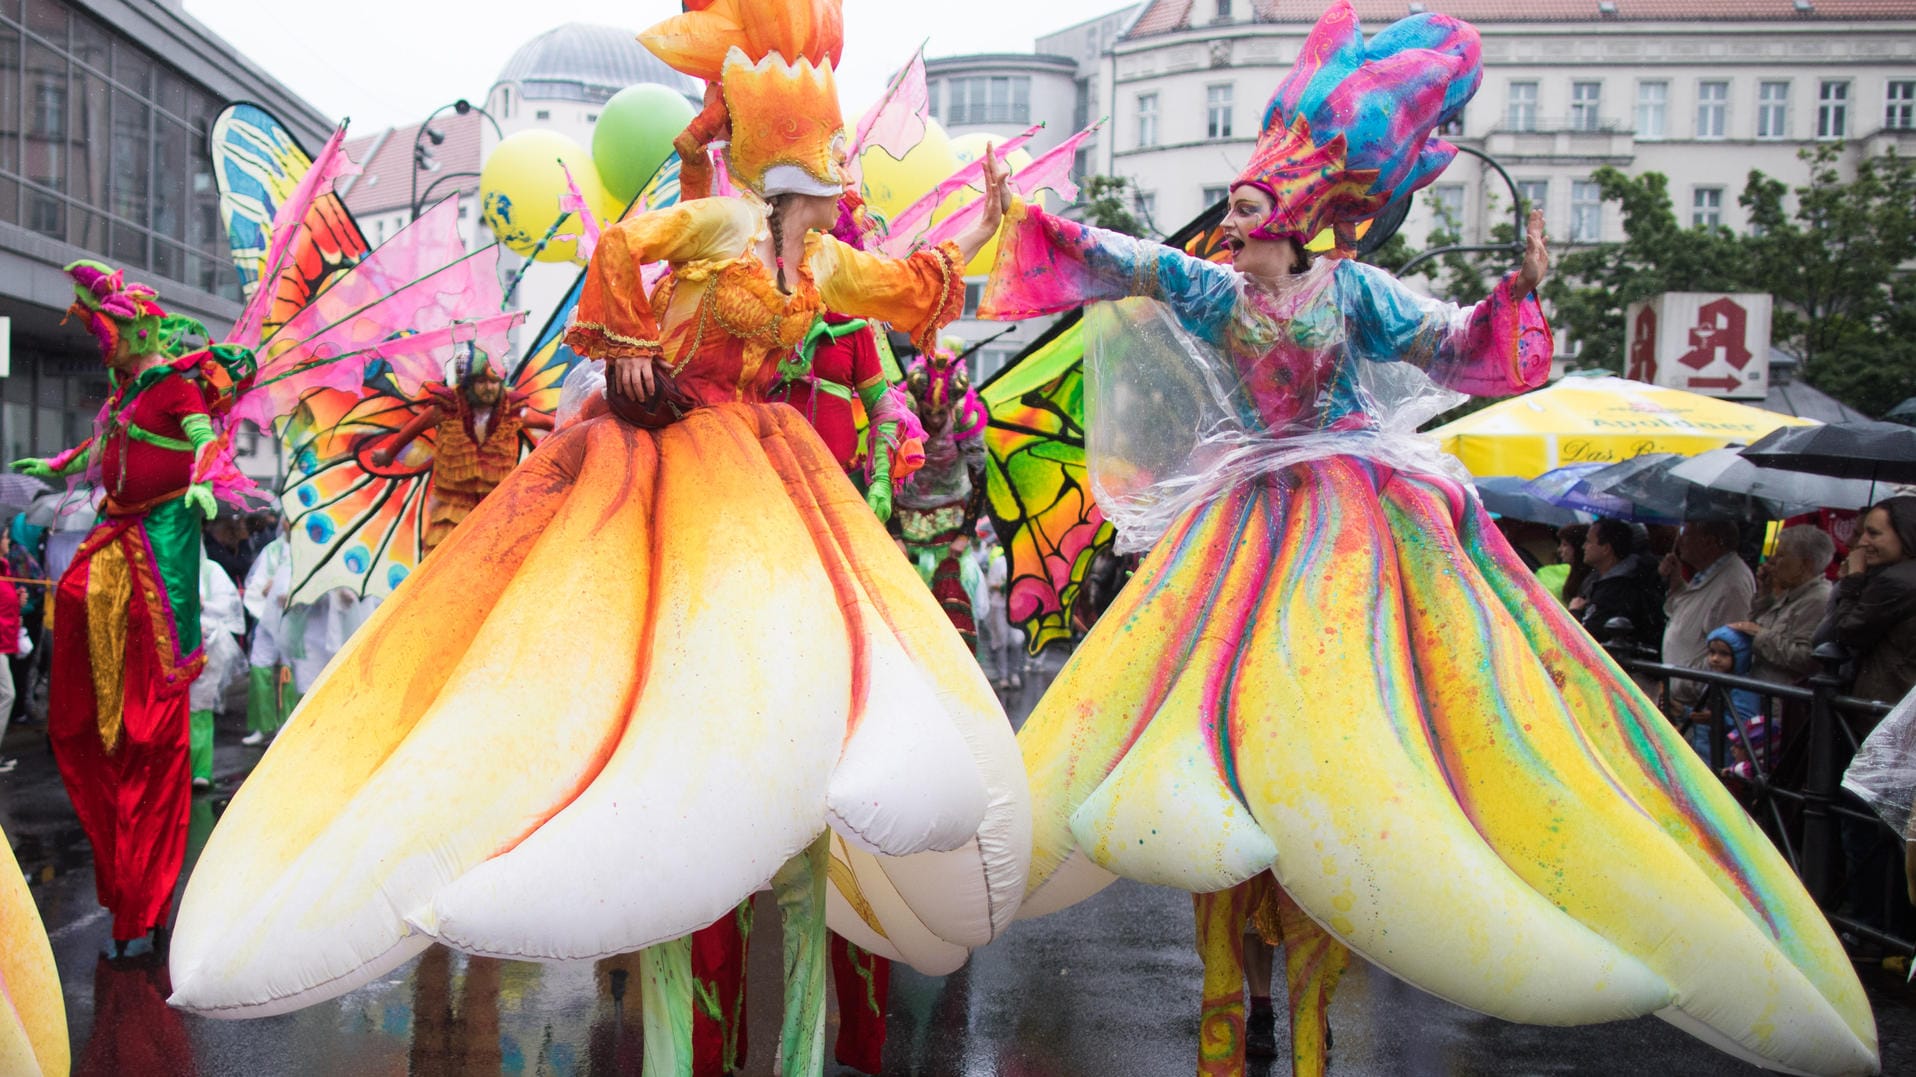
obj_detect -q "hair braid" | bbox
[767,196,789,294]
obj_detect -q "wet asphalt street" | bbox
[3,656,1914,1076]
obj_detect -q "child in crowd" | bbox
[1689,626,1769,780]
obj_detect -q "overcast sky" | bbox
[182,0,1133,133]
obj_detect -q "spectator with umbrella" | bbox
[1814,496,1916,715]
[1659,520,1756,709]
[1570,519,1665,649]
[1725,525,1837,688]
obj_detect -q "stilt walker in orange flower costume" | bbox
[11,261,256,959]
[369,344,554,557]
[166,6,1031,1076]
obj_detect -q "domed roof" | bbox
[493,23,702,105]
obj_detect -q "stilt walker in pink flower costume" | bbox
[987,4,1878,1076]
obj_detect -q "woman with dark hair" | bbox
[1547,523,1590,606]
[1816,495,1916,712]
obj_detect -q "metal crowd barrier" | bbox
[1598,627,1905,959]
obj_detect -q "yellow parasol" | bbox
[1430,374,1815,479]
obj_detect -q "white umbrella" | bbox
[23,488,97,530]
[1669,448,1878,513]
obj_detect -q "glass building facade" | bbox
[0,0,236,298]
[0,0,246,461]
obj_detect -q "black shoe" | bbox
[1245,1000,1277,1059]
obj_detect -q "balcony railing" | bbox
[1489,116,1630,136]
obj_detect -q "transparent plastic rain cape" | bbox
[1841,686,1916,838]
[1084,289,1470,553]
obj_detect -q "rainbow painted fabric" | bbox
[983,203,1879,1076]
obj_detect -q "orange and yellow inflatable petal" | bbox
[0,826,67,1077]
[168,405,1028,1017]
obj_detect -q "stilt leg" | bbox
[773,833,830,1077]
[640,936,696,1077]
[1274,884,1349,1077]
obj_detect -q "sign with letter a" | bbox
[1622,293,1772,399]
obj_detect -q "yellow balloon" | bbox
[480,129,612,264]
[858,120,960,234]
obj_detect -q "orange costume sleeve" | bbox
[564,199,762,362]
[565,197,968,362]
[810,236,965,354]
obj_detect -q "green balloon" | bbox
[592,84,698,204]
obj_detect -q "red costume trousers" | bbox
[50,514,201,942]
[689,903,890,1074]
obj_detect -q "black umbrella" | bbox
[1739,421,1916,492]
[1886,396,1916,426]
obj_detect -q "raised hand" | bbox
[10,458,54,480]
[1515,209,1549,298]
[954,142,1014,265]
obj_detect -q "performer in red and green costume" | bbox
[12,260,253,958]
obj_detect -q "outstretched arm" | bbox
[371,407,443,467]
[12,438,93,480]
[1336,211,1554,397]
[974,201,1239,341]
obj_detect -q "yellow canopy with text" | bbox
[1430,375,1815,479]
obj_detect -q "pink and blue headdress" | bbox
[1233,0,1481,245]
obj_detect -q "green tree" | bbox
[1538,148,1916,415]
[1738,146,1916,411]
[1076,175,1145,237]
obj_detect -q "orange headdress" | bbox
[639,0,849,198]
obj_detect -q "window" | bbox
[535,109,551,121]
[1693,187,1723,228]
[1137,92,1159,147]
[1696,81,1727,139]
[1818,80,1849,139]
[948,76,1032,125]
[928,79,940,122]
[1507,81,1538,132]
[1201,185,1229,207]
[1206,84,1234,140]
[1135,189,1155,221]
[585,112,599,123]
[2,8,241,297]
[1570,81,1602,132]
[1570,180,1601,242]
[1889,81,1916,130]
[963,281,983,317]
[1757,81,1789,140]
[1636,81,1668,139]
[1216,0,1233,18]
[1517,179,1548,216]
[1429,183,1465,234]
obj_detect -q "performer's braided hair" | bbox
[766,196,789,294]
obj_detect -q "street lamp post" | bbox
[1396,145,1529,276]
[410,98,505,222]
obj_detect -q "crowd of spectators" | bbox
[1535,500,1916,714]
